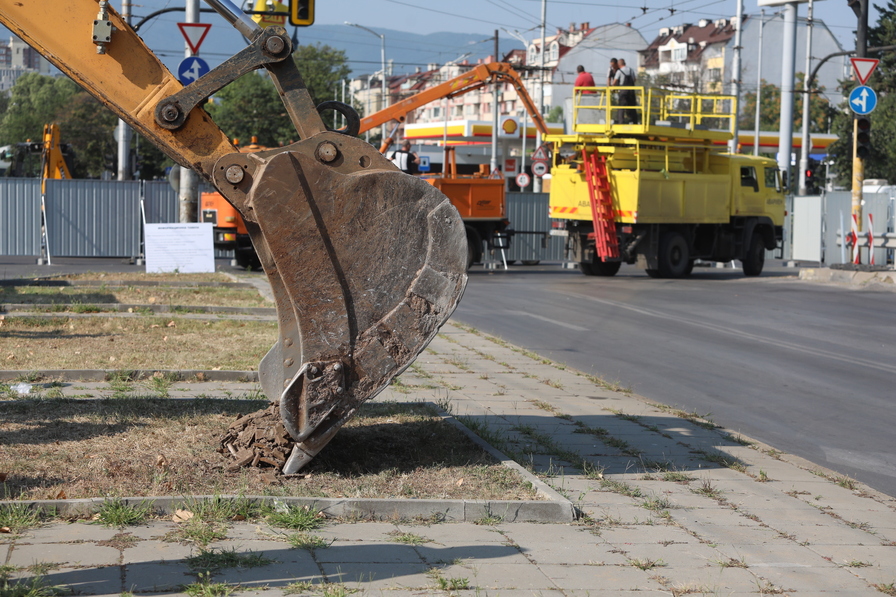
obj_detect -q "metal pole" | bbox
[753,10,765,156]
[380,35,387,142]
[521,108,528,190]
[851,0,869,232]
[116,0,132,181]
[533,0,547,192]
[776,2,798,190]
[179,0,200,223]
[729,0,744,153]
[490,30,499,175]
[798,0,814,195]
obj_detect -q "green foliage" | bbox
[0,73,79,145]
[737,75,836,136]
[54,92,117,178]
[827,2,896,186]
[95,498,153,528]
[264,503,325,530]
[207,43,351,146]
[546,105,564,122]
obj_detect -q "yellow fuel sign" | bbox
[251,0,288,29]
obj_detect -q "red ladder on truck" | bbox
[584,151,620,260]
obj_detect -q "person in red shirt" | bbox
[574,65,595,90]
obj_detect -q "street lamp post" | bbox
[346,22,387,141]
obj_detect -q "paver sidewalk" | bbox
[3,322,896,596]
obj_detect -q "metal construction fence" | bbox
[3,178,892,268]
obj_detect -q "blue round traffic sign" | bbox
[178,57,210,86]
[849,85,877,115]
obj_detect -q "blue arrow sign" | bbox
[178,56,210,86]
[849,85,877,115]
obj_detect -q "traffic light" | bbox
[805,158,819,195]
[856,115,872,159]
[289,0,314,26]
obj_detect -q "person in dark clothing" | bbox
[612,58,638,124]
[389,140,420,174]
[607,58,618,86]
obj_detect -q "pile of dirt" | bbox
[219,403,293,472]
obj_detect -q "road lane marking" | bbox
[506,310,589,332]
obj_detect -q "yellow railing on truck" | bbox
[566,86,736,142]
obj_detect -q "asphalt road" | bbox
[453,261,896,497]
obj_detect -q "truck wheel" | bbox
[742,231,765,276]
[592,260,621,276]
[465,228,482,270]
[657,231,691,278]
[579,261,596,276]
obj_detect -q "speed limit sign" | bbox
[516,172,531,188]
[532,161,548,177]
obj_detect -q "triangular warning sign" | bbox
[177,23,212,54]
[851,57,879,86]
[532,144,549,162]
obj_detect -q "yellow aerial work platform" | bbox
[545,86,751,226]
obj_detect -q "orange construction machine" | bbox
[203,62,550,269]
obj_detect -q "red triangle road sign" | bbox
[178,22,212,54]
[851,57,879,86]
[532,144,550,162]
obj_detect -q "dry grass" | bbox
[0,398,539,502]
[1,316,276,370]
[0,285,269,309]
[34,273,236,284]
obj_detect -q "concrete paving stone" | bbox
[124,560,194,592]
[415,543,531,566]
[123,521,179,540]
[534,563,666,591]
[313,543,424,564]
[496,523,628,566]
[433,561,557,591]
[597,525,704,547]
[713,542,840,570]
[750,562,874,593]
[586,505,656,526]
[848,563,896,587]
[619,541,732,569]
[651,566,760,595]
[224,523,281,541]
[34,565,122,596]
[577,489,644,508]
[8,542,120,567]
[122,540,196,564]
[392,522,502,545]
[20,523,120,544]
[318,562,432,590]
[784,523,881,546]
[212,560,324,588]
[668,506,769,534]
[201,539,298,563]
[810,544,896,569]
[316,522,400,542]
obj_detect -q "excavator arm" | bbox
[360,61,550,143]
[0,0,467,473]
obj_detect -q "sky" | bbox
[0,1,881,77]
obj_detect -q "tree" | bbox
[546,106,564,122]
[54,92,117,178]
[0,73,79,144]
[827,1,896,186]
[207,43,352,145]
[737,74,836,134]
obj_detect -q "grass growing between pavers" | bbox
[0,316,276,371]
[0,564,68,597]
[0,398,539,502]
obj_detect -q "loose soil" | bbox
[0,397,538,502]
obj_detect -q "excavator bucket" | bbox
[0,0,467,473]
[216,137,467,473]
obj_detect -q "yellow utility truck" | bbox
[547,86,785,278]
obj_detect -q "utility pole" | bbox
[797,0,814,195]
[729,0,744,153]
[533,0,546,192]
[116,0,132,181]
[776,3,798,191]
[849,0,869,233]
[753,10,766,156]
[490,30,499,176]
[179,0,200,223]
